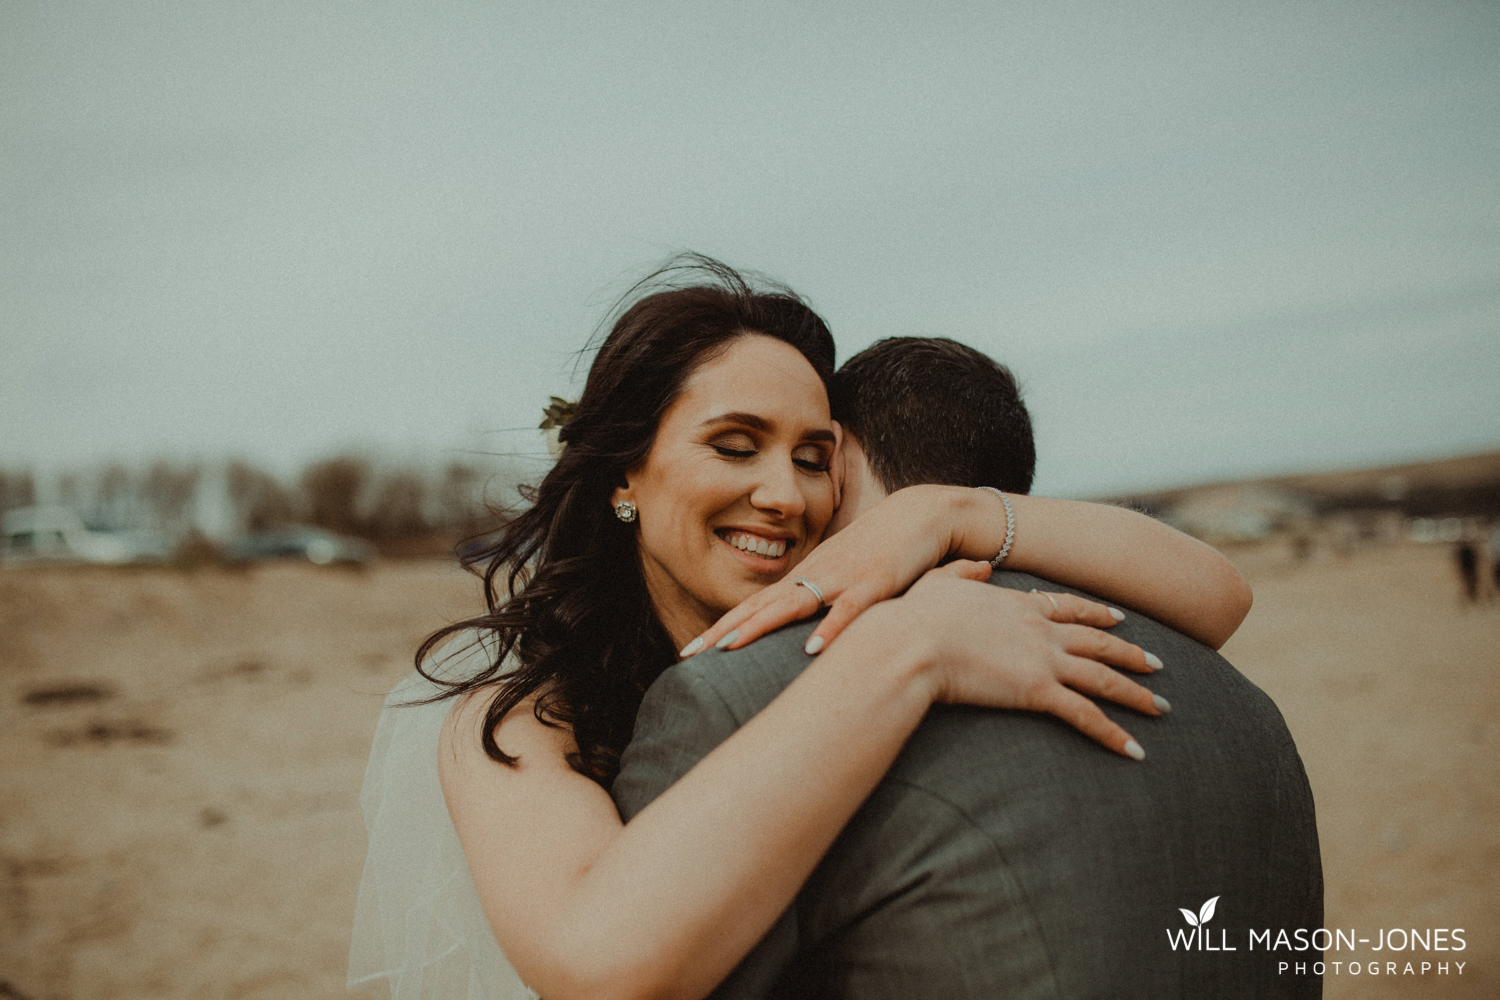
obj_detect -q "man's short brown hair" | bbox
[829,337,1035,494]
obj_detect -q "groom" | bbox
[612,338,1323,999]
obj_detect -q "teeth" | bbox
[726,532,785,558]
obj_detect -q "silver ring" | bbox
[794,577,825,608]
[1030,588,1060,614]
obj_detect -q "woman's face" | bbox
[613,334,837,647]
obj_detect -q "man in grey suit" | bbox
[613,338,1323,999]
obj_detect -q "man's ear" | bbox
[830,420,845,511]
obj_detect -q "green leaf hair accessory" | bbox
[539,396,577,430]
[540,396,578,459]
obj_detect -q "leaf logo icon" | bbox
[1199,896,1219,924]
[1178,896,1219,927]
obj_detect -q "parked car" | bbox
[225,527,373,566]
[1,505,138,565]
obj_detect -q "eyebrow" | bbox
[702,412,836,443]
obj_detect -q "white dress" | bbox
[348,638,539,1000]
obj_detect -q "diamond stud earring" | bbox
[613,500,638,523]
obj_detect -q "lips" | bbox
[716,529,789,560]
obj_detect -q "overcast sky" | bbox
[4,1,1498,497]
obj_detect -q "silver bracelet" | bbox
[976,486,1015,568]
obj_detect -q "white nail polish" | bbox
[679,636,704,657]
[1109,607,1125,621]
[804,635,825,655]
[1153,694,1172,714]
[1124,739,1146,761]
[714,630,739,650]
[1144,652,1164,670]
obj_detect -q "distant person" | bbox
[349,261,1253,1000]
[615,336,1319,999]
[1456,539,1479,602]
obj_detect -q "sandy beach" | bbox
[2,540,1495,998]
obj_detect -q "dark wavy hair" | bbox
[417,257,836,785]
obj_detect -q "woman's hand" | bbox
[688,485,967,656]
[892,565,1167,759]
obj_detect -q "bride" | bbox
[349,259,1250,1000]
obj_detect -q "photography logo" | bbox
[1164,895,1470,979]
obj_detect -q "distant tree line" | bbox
[0,456,501,554]
[228,457,494,547]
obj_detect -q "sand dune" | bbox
[1,542,1495,998]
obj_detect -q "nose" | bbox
[749,454,807,520]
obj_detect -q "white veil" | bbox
[348,637,538,1000]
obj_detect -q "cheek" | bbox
[637,465,727,551]
[804,477,836,538]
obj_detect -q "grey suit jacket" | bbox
[613,571,1323,999]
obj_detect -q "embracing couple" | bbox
[349,258,1322,1000]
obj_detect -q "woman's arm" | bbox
[696,485,1252,655]
[442,570,1161,1000]
[963,490,1253,648]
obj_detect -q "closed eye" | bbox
[713,445,757,459]
[793,444,831,473]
